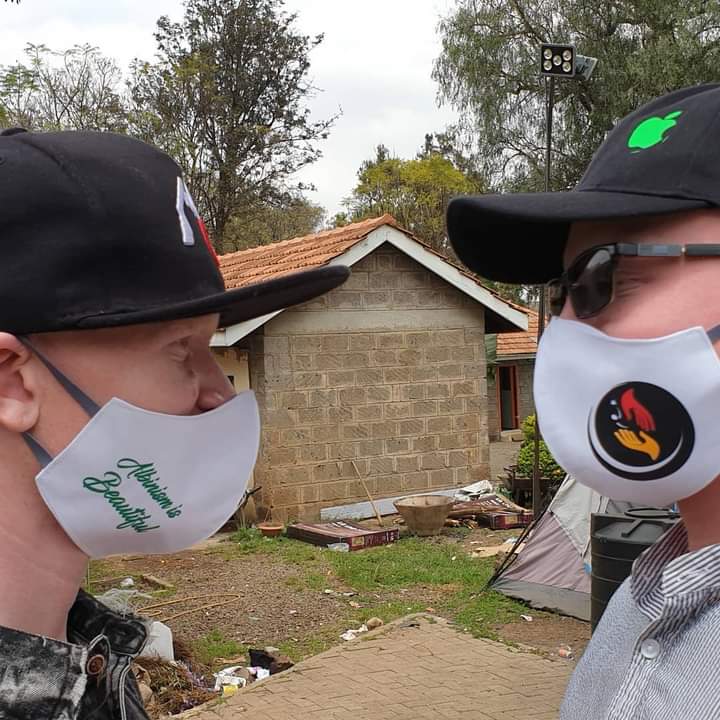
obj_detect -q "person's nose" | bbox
[196,353,236,412]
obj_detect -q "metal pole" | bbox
[532,76,553,518]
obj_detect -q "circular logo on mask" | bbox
[587,382,694,481]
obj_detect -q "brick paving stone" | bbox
[177,615,572,720]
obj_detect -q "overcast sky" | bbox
[0,0,458,219]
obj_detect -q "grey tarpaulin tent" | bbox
[491,475,634,621]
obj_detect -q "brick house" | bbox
[211,215,527,522]
[487,309,538,441]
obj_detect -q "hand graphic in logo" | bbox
[620,388,656,432]
[613,429,661,462]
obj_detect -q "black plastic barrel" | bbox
[591,509,679,632]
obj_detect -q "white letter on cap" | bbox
[176,177,200,246]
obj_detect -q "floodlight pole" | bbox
[532,75,554,518]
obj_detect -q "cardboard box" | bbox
[286,520,399,550]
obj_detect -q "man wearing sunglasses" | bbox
[447,84,720,719]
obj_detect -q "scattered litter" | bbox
[96,588,153,616]
[289,610,298,615]
[349,601,361,609]
[328,542,350,552]
[448,494,533,530]
[341,624,369,641]
[426,607,436,613]
[213,666,250,693]
[454,480,493,500]
[323,589,358,598]
[521,615,533,623]
[249,648,294,675]
[138,681,153,705]
[251,667,271,681]
[120,577,135,588]
[504,537,521,545]
[287,520,399,550]
[139,621,175,662]
[471,546,507,559]
[557,645,574,659]
[366,617,384,630]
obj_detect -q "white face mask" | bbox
[534,317,720,507]
[23,342,260,558]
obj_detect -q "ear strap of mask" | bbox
[708,325,720,344]
[18,337,101,468]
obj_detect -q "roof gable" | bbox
[213,216,528,347]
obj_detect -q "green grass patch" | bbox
[278,623,347,662]
[228,532,529,645]
[445,587,527,640]
[228,529,325,564]
[193,630,246,667]
[326,537,485,590]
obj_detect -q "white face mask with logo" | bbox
[534,318,720,507]
[23,341,260,558]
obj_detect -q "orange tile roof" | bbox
[218,214,529,335]
[496,307,538,358]
[219,214,401,289]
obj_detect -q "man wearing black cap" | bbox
[0,128,348,719]
[448,84,720,718]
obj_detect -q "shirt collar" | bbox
[632,521,720,605]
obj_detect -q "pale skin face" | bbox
[563,209,720,551]
[0,313,235,640]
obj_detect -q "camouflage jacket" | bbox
[0,591,149,720]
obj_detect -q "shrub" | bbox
[515,414,565,481]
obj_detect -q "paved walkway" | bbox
[180,615,572,720]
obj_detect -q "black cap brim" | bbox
[447,190,710,284]
[73,265,351,330]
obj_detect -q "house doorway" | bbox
[498,365,519,431]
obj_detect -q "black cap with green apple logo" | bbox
[447,83,720,283]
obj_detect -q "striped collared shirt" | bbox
[561,521,720,720]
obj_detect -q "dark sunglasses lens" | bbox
[569,248,613,318]
[547,281,566,316]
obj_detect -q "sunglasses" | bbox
[547,242,720,319]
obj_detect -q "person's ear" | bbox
[0,334,40,433]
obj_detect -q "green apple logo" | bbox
[628,111,683,150]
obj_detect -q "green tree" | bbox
[224,197,325,252]
[128,0,336,251]
[0,44,126,132]
[342,143,480,252]
[433,1,720,192]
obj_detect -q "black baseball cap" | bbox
[0,128,349,335]
[447,84,720,284]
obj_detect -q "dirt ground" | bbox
[95,523,589,663]
[93,548,348,647]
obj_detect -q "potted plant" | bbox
[504,415,565,506]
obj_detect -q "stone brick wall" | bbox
[245,241,489,522]
[516,360,535,427]
[487,359,535,441]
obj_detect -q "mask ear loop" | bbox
[17,338,101,469]
[707,325,720,345]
